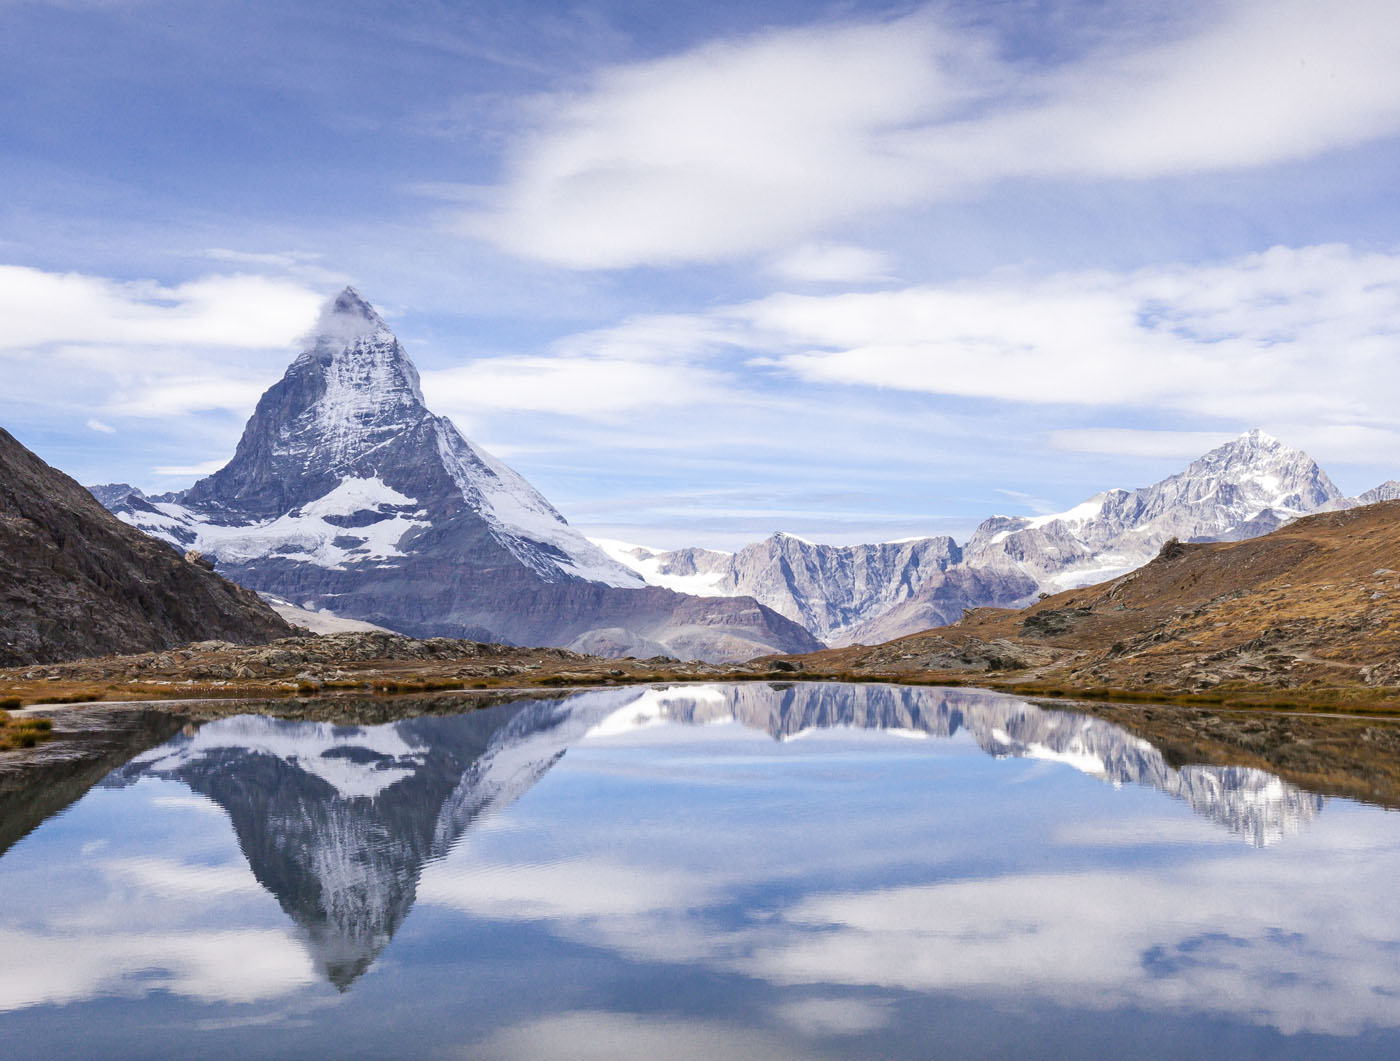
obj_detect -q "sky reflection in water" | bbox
[1,683,1398,1059]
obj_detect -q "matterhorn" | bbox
[104,288,818,662]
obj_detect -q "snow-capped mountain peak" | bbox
[964,428,1344,592]
[311,286,395,344]
[113,287,644,596]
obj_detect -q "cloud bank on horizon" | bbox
[3,0,1399,547]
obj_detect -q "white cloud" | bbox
[1048,429,1242,459]
[0,266,321,350]
[768,243,894,285]
[463,10,993,267]
[0,264,323,424]
[754,243,1400,434]
[544,242,1400,462]
[468,1011,815,1061]
[464,1,1400,268]
[421,355,726,420]
[85,417,115,434]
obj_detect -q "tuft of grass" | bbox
[0,714,55,752]
[32,689,105,705]
[0,696,21,710]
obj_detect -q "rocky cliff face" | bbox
[962,429,1345,591]
[0,427,292,666]
[101,288,818,663]
[599,533,968,643]
[608,430,1369,647]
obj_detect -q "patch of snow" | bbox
[1025,496,1109,531]
[126,477,431,571]
[298,476,417,517]
[433,421,642,588]
[260,595,395,634]
[589,537,734,595]
[1024,741,1110,778]
[132,715,427,800]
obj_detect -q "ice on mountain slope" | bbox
[433,419,637,586]
[117,476,431,571]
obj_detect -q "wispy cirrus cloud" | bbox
[0,265,322,424]
[460,0,1400,269]
[520,242,1400,464]
[0,266,321,350]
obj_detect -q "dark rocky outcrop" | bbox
[0,426,293,665]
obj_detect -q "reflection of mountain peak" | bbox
[590,684,1323,845]
[108,684,1322,988]
[116,710,537,988]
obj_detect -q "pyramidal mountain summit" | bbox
[103,288,819,663]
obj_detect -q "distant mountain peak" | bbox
[1198,428,1291,464]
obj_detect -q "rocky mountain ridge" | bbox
[792,500,1400,698]
[97,288,818,664]
[0,427,292,665]
[604,430,1394,646]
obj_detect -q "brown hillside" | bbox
[788,501,1400,703]
[0,427,293,665]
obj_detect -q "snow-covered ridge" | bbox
[591,538,732,596]
[586,429,1400,645]
[434,421,641,588]
[963,428,1348,592]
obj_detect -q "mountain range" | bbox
[86,287,1396,660]
[598,429,1395,647]
[96,289,818,664]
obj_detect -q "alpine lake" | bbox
[2,682,1399,1059]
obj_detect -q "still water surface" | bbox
[1,683,1399,1058]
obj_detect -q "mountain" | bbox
[798,500,1400,700]
[101,288,818,663]
[961,429,1346,591]
[0,426,291,666]
[607,430,1363,647]
[1359,480,1400,504]
[87,483,145,508]
[596,532,992,643]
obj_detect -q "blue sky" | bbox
[4,0,1400,547]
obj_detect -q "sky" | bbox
[4,0,1400,548]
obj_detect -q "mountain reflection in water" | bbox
[98,683,1321,990]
